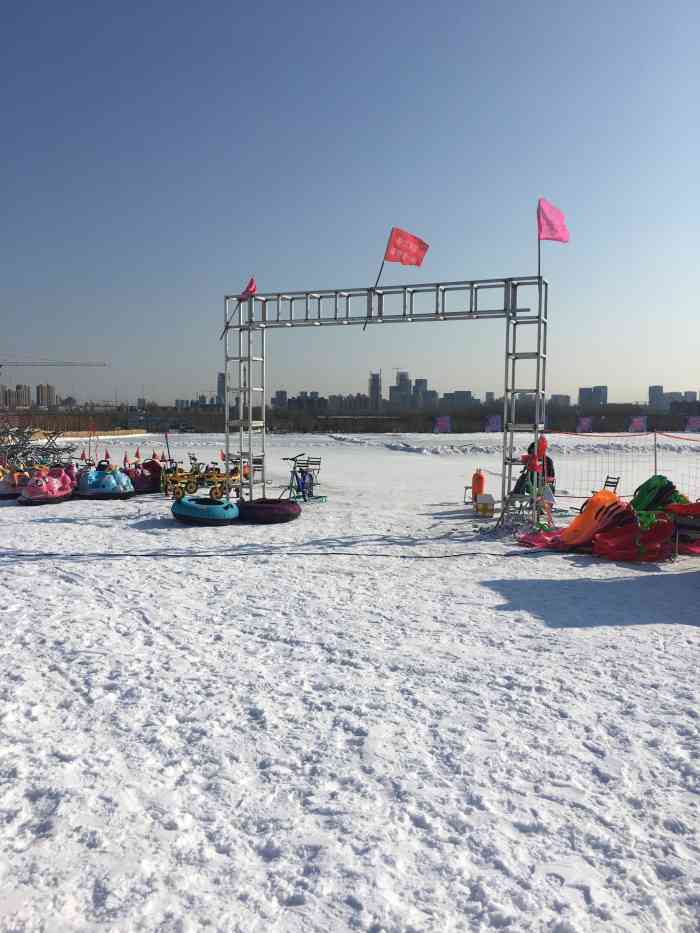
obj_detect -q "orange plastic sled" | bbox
[557,490,630,548]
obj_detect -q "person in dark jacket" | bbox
[527,442,555,489]
[512,443,555,495]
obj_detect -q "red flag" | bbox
[383,228,429,266]
[219,449,226,462]
[151,450,159,461]
[80,449,86,461]
[104,449,110,461]
[123,452,129,467]
[239,277,256,300]
[135,446,141,460]
[537,198,569,242]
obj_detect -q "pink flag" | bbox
[239,277,256,300]
[152,450,159,461]
[104,449,110,461]
[80,449,86,461]
[135,446,141,460]
[123,452,129,467]
[384,228,429,266]
[537,198,569,242]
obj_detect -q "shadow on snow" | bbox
[483,573,700,629]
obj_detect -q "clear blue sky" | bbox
[1,0,697,404]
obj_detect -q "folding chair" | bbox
[296,456,325,501]
[593,475,620,494]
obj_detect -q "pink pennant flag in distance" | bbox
[104,449,110,461]
[123,452,129,467]
[80,449,86,461]
[239,277,256,300]
[135,446,141,460]
[384,227,429,266]
[152,450,158,461]
[537,197,569,242]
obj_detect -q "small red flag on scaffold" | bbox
[383,228,429,266]
[239,277,256,300]
[537,198,569,242]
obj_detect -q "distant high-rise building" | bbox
[550,394,571,407]
[649,385,664,407]
[485,392,495,404]
[578,387,593,406]
[684,391,697,403]
[592,385,608,407]
[217,372,225,405]
[397,371,411,393]
[441,390,474,410]
[35,384,56,408]
[368,371,382,411]
[412,377,429,409]
[15,384,31,408]
[136,397,146,409]
[272,390,288,409]
[389,371,412,409]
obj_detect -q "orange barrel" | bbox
[471,468,486,501]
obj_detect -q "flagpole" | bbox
[364,237,390,332]
[537,236,542,280]
[373,260,385,290]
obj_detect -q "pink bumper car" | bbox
[125,458,162,494]
[18,466,75,506]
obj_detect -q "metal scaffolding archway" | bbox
[222,274,548,512]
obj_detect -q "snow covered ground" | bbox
[1,433,699,932]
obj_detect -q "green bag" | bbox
[631,475,676,513]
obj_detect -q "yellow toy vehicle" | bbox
[162,461,201,498]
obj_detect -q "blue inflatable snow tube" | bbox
[171,495,240,526]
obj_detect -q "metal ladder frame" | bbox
[223,297,266,501]
[500,279,549,524]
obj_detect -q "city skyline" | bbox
[5,372,700,411]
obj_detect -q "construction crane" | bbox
[0,361,107,374]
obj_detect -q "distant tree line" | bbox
[7,400,700,436]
